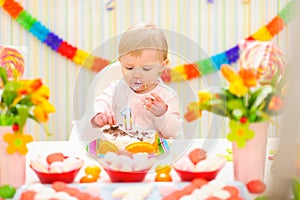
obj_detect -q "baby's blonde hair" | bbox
[118,22,168,61]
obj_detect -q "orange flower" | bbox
[221,65,249,97]
[184,102,201,122]
[18,79,43,95]
[239,68,257,87]
[3,132,33,155]
[220,64,240,83]
[184,91,214,122]
[268,96,283,112]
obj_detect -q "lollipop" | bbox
[238,40,286,83]
[0,46,25,80]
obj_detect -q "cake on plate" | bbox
[97,124,158,154]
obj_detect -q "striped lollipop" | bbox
[0,46,25,80]
[238,40,286,83]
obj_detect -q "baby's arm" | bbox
[147,94,181,139]
[91,81,118,128]
[92,111,117,128]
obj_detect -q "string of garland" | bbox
[0,0,110,72]
[163,0,295,83]
[0,0,295,82]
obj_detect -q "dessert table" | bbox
[25,138,280,193]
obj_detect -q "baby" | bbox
[91,23,181,140]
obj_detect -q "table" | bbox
[26,138,279,185]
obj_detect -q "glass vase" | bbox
[232,122,269,183]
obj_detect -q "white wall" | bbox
[0,0,291,140]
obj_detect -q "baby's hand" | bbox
[92,111,117,128]
[143,93,168,117]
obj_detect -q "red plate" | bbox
[104,167,149,182]
[174,166,224,181]
[173,156,227,181]
[30,158,83,184]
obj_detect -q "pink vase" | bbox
[0,126,26,187]
[232,122,269,183]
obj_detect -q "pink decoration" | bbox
[238,40,286,83]
[0,46,25,80]
[232,122,269,183]
[0,126,26,187]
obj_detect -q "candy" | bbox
[84,165,101,178]
[211,190,231,199]
[49,161,65,173]
[79,175,98,183]
[64,157,82,171]
[20,190,36,200]
[0,185,16,199]
[119,162,132,172]
[222,186,240,197]
[27,183,44,192]
[246,180,267,194]
[46,152,64,164]
[155,173,172,182]
[103,151,118,165]
[0,46,25,80]
[30,160,48,172]
[188,148,207,165]
[52,191,72,199]
[238,40,286,83]
[208,180,227,190]
[155,165,172,174]
[173,157,195,171]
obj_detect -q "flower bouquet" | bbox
[184,41,286,148]
[0,67,55,154]
[184,41,286,183]
[0,66,55,187]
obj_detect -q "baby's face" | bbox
[119,49,168,94]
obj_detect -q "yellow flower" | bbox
[3,132,33,155]
[221,64,249,97]
[33,101,56,122]
[31,85,50,104]
[229,79,248,97]
[198,91,212,103]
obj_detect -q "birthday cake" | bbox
[100,124,157,151]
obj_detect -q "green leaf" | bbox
[254,196,269,200]
[2,82,21,107]
[293,178,300,200]
[276,69,288,91]
[0,114,14,126]
[270,68,281,87]
[225,89,236,100]
[199,99,227,117]
[227,99,244,111]
[16,105,29,131]
[258,111,279,128]
[250,85,272,111]
[0,67,8,85]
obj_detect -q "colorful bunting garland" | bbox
[0,0,295,81]
[0,0,110,72]
[163,0,295,83]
